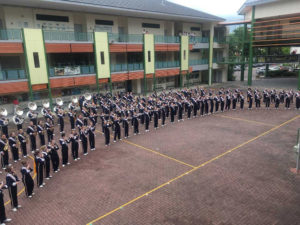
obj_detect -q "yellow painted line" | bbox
[87,115,299,225]
[4,155,36,206]
[216,115,275,127]
[96,130,196,169]
[122,139,196,168]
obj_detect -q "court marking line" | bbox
[87,115,299,225]
[216,114,275,126]
[95,130,196,168]
[4,155,36,206]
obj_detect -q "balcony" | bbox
[0,29,23,41]
[43,31,94,42]
[49,65,95,77]
[155,61,180,69]
[0,69,26,81]
[189,59,209,66]
[189,36,209,44]
[108,34,143,43]
[155,35,180,43]
[110,63,144,73]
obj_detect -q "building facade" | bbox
[0,0,228,107]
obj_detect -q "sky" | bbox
[169,0,246,20]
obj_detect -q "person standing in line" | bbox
[37,121,46,146]
[113,117,121,142]
[26,121,37,153]
[41,146,51,180]
[0,135,9,169]
[34,150,45,188]
[104,120,111,146]
[240,93,245,110]
[48,140,60,173]
[68,109,76,130]
[20,160,34,198]
[59,133,70,167]
[18,129,27,158]
[8,132,19,163]
[5,165,21,211]
[123,116,129,138]
[70,130,80,161]
[88,122,96,150]
[0,181,12,223]
[80,127,88,155]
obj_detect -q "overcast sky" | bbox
[169,0,245,20]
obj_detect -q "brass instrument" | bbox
[68,96,79,110]
[0,108,9,125]
[13,106,24,125]
[54,98,64,114]
[26,102,38,118]
[41,101,50,116]
[3,139,9,152]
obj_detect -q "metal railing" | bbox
[49,65,95,77]
[189,36,209,44]
[0,29,22,41]
[43,31,94,42]
[189,59,209,65]
[155,35,180,43]
[108,33,143,43]
[110,63,144,73]
[155,61,180,69]
[0,69,26,81]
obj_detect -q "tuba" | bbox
[12,106,24,125]
[0,108,9,125]
[54,98,63,113]
[26,102,37,118]
[41,101,50,116]
[84,93,92,101]
[68,96,78,110]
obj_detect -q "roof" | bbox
[56,0,224,21]
[238,0,279,15]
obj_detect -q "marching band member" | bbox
[27,109,37,126]
[0,181,12,223]
[122,116,129,138]
[70,130,80,161]
[88,122,96,150]
[37,121,46,146]
[68,109,75,130]
[48,140,60,173]
[82,107,90,126]
[20,160,34,198]
[0,117,8,138]
[80,126,88,155]
[132,113,139,135]
[104,120,111,146]
[18,129,27,158]
[5,165,21,211]
[45,118,54,144]
[14,114,23,131]
[240,93,245,110]
[113,117,121,142]
[0,135,9,169]
[296,92,300,110]
[8,132,19,162]
[41,146,51,180]
[144,110,150,132]
[57,109,65,133]
[59,133,70,167]
[76,115,84,133]
[34,150,45,188]
[26,121,37,153]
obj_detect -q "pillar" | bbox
[208,24,214,86]
[248,6,255,86]
[241,23,247,81]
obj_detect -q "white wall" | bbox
[86,14,118,33]
[128,18,165,35]
[182,22,202,36]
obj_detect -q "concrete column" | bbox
[208,24,214,86]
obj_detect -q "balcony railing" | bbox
[108,34,143,43]
[43,31,94,42]
[189,59,209,66]
[0,69,26,81]
[110,63,144,73]
[155,61,180,69]
[214,37,227,44]
[49,65,95,77]
[189,36,209,44]
[0,29,22,41]
[155,35,180,43]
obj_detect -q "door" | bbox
[74,24,83,41]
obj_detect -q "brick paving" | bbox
[0,108,299,225]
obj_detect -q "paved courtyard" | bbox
[0,108,299,225]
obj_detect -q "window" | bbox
[183,50,186,60]
[148,51,151,62]
[36,14,69,22]
[95,20,114,26]
[191,27,201,31]
[142,23,160,29]
[33,52,40,68]
[100,52,105,65]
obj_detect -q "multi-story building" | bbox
[238,0,300,88]
[0,0,228,107]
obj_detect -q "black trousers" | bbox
[30,136,36,151]
[134,122,139,134]
[11,147,19,161]
[1,151,9,168]
[1,126,8,138]
[105,131,110,145]
[70,119,75,130]
[114,129,120,141]
[0,195,7,223]
[47,131,53,144]
[59,119,64,132]
[82,140,88,153]
[23,176,34,197]
[89,134,95,149]
[124,124,129,137]
[8,186,18,208]
[17,124,22,130]
[51,156,59,172]
[45,158,50,178]
[39,134,45,146]
[37,164,44,186]
[72,143,79,159]
[62,147,68,165]
[215,103,219,112]
[145,119,149,130]
[21,143,27,157]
